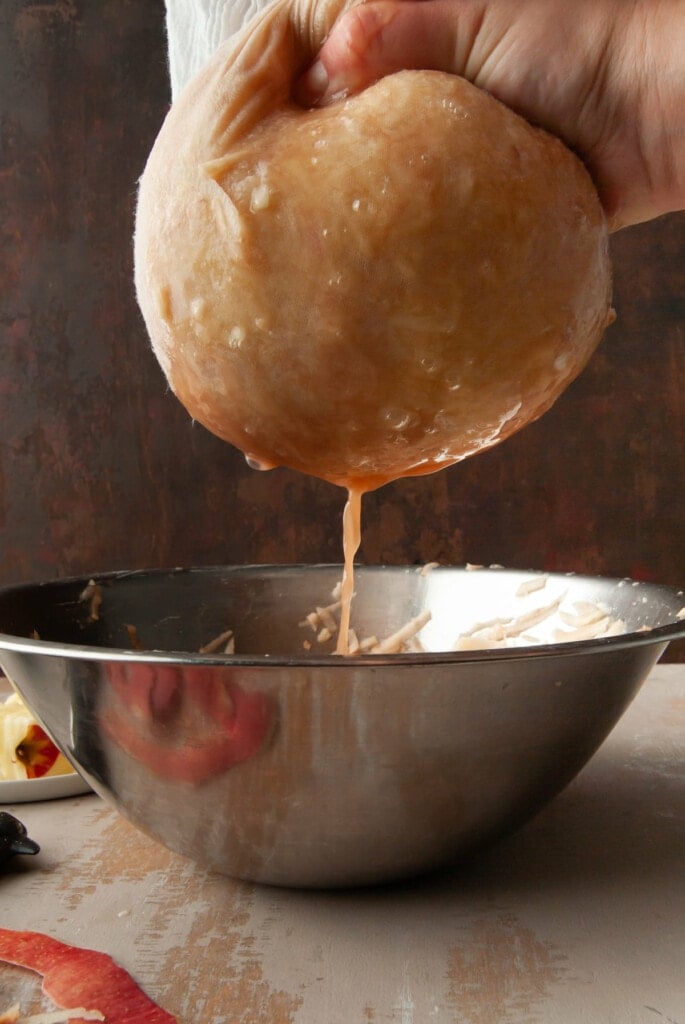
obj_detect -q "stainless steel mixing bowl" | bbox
[0,565,682,887]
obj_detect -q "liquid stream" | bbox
[335,487,363,656]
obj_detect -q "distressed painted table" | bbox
[1,664,683,1024]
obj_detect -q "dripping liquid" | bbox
[335,487,363,656]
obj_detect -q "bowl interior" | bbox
[0,565,682,662]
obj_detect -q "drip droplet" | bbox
[245,454,274,472]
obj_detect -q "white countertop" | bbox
[1,664,683,1023]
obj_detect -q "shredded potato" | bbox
[78,580,103,622]
[199,629,235,654]
[515,575,548,597]
[315,605,340,634]
[297,590,432,654]
[454,598,564,647]
[368,611,432,654]
[125,624,144,651]
[297,569,628,655]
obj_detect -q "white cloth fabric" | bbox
[165,0,271,99]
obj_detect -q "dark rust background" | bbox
[1,0,683,658]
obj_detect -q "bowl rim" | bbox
[0,563,682,668]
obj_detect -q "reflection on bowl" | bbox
[0,565,682,888]
[101,661,273,785]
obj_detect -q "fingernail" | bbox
[298,60,330,105]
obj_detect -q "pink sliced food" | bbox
[0,929,176,1023]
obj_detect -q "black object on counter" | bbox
[0,811,40,863]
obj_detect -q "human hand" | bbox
[297,0,684,231]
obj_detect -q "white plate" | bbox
[0,771,92,804]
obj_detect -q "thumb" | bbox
[296,0,475,106]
